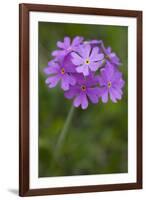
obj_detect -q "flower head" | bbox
[98,62,125,103]
[71,44,104,76]
[65,73,99,109]
[44,55,76,91]
[52,36,84,59]
[44,37,125,110]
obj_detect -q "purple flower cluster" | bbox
[44,36,125,109]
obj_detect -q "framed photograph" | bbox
[19,3,142,197]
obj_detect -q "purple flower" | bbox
[65,73,99,109]
[44,55,76,91]
[98,62,125,103]
[71,44,104,76]
[52,36,83,59]
[103,46,121,66]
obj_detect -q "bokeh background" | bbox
[38,22,128,177]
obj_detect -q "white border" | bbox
[29,12,137,189]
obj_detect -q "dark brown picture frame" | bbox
[19,3,143,197]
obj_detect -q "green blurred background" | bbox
[38,22,128,177]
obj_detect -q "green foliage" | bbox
[39,22,128,177]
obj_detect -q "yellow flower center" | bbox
[107,81,112,88]
[81,85,86,91]
[61,68,65,74]
[105,55,110,59]
[85,58,90,65]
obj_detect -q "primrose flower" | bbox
[71,44,104,76]
[52,36,84,59]
[44,55,76,91]
[98,62,125,103]
[64,73,99,109]
[103,46,121,66]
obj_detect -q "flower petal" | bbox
[44,66,58,75]
[99,70,108,84]
[61,76,70,91]
[112,78,125,90]
[63,54,76,73]
[81,93,88,109]
[83,44,91,58]
[76,65,89,76]
[112,71,122,81]
[57,41,65,49]
[87,88,99,104]
[69,75,76,85]
[64,86,80,99]
[63,74,76,86]
[44,62,60,75]
[109,87,122,102]
[119,79,125,88]
[72,36,83,46]
[101,88,108,103]
[89,61,103,72]
[110,52,116,58]
[71,52,84,65]
[45,75,60,88]
[64,37,71,48]
[73,94,82,108]
[85,74,99,87]
[101,62,114,81]
[106,47,112,54]
[52,50,66,57]
[96,53,104,61]
[90,47,99,60]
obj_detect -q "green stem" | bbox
[54,105,75,158]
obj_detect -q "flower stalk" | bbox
[54,105,75,158]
